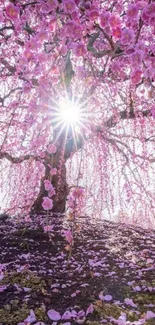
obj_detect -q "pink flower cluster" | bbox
[63,0,76,13]
[99,11,122,40]
[44,180,56,196]
[63,229,73,245]
[67,187,85,213]
[73,42,86,57]
[44,180,53,191]
[65,20,82,39]
[42,197,53,210]
[121,28,135,45]
[47,144,57,154]
[141,3,155,26]
[131,70,142,84]
[5,4,19,20]
[50,168,57,176]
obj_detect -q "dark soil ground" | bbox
[0,215,155,325]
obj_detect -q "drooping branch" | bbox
[0,152,34,164]
[87,32,113,58]
[87,28,124,59]
[104,109,152,128]
[108,137,155,163]
[0,26,14,33]
[1,87,22,105]
[1,59,39,86]
[1,59,16,74]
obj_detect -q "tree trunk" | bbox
[30,130,84,215]
[31,152,69,214]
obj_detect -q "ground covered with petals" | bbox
[0,216,155,325]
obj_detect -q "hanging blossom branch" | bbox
[87,26,124,60]
[104,109,152,128]
[87,32,114,58]
[94,125,155,164]
[0,87,22,106]
[1,59,39,86]
[0,152,35,163]
[107,137,155,163]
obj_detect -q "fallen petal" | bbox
[146,310,155,319]
[47,309,61,321]
[61,311,72,320]
[86,304,94,315]
[24,309,36,324]
[104,295,112,301]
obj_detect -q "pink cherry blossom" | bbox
[65,21,82,39]
[39,151,46,159]
[88,9,99,21]
[112,27,122,39]
[109,15,121,29]
[131,70,142,84]
[5,4,19,20]
[42,197,53,210]
[127,4,139,20]
[47,144,57,154]
[63,0,76,13]
[1,0,155,230]
[99,11,110,28]
[141,4,155,25]
[73,43,86,57]
[72,187,84,199]
[44,179,53,191]
[130,50,144,66]
[50,168,57,176]
[121,28,135,45]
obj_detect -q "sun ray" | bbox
[46,86,94,156]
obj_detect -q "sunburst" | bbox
[50,93,90,151]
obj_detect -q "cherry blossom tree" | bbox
[0,0,155,225]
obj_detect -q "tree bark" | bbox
[31,153,69,214]
[31,130,84,214]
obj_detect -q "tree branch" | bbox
[1,59,39,86]
[0,26,14,32]
[104,109,151,128]
[0,152,34,163]
[1,59,16,74]
[87,32,113,58]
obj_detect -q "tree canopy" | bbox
[0,0,155,227]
